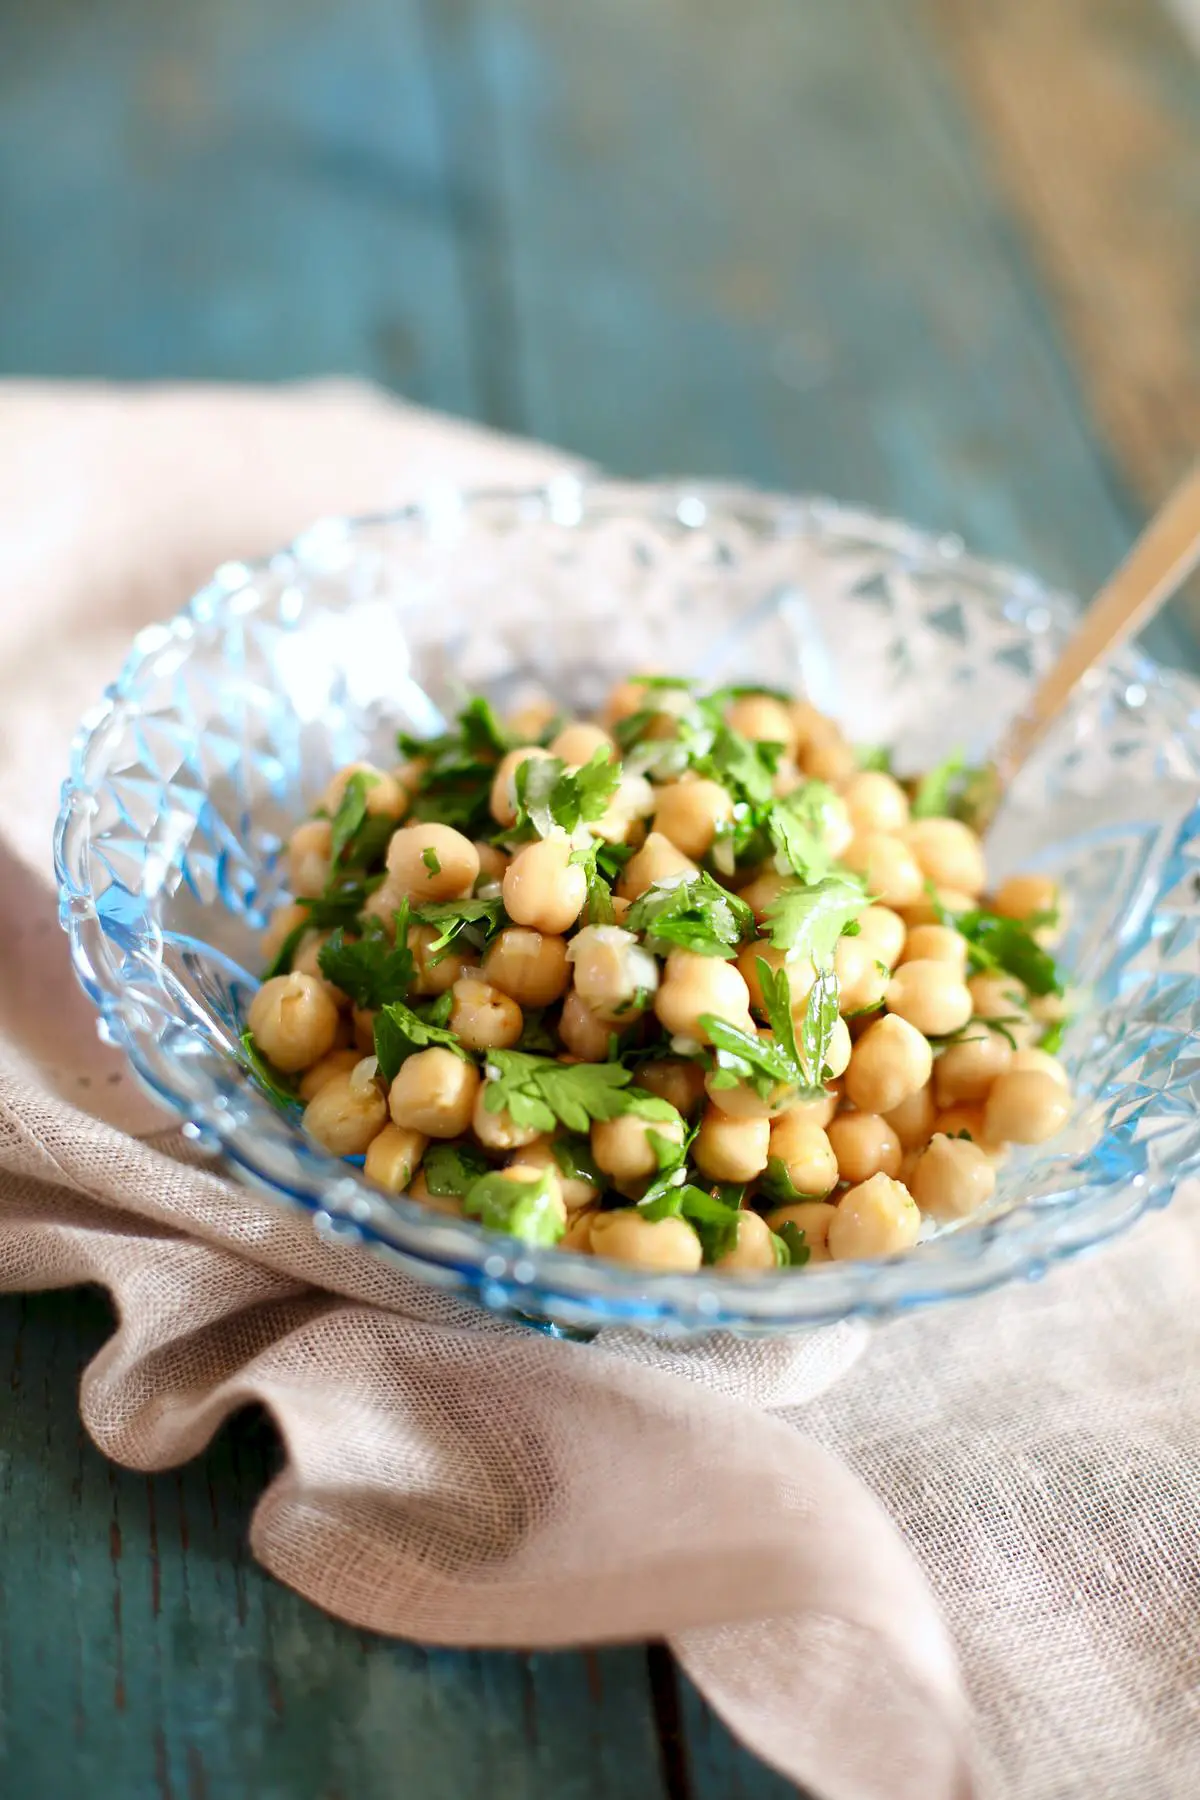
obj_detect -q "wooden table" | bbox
[1,3,1198,1795]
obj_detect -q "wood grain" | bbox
[927,0,1200,629]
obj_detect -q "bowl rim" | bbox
[54,477,1200,1333]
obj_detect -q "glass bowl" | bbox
[54,481,1200,1337]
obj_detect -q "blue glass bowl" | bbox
[54,481,1200,1336]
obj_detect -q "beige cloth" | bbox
[0,382,1195,1800]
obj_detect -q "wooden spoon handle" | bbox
[991,464,1200,793]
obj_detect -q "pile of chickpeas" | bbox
[248,679,1072,1274]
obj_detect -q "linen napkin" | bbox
[1,380,1195,1800]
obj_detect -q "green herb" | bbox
[421,847,442,877]
[570,840,616,925]
[640,1179,742,1262]
[513,748,621,839]
[856,745,893,773]
[625,872,754,958]
[516,1009,557,1052]
[463,1168,566,1246]
[455,695,512,759]
[634,1120,697,1213]
[482,1051,667,1135]
[766,783,839,882]
[911,750,966,820]
[930,1012,1026,1055]
[299,871,385,931]
[398,699,508,836]
[707,683,792,705]
[238,1028,300,1111]
[944,905,1064,998]
[261,917,309,980]
[373,999,469,1083]
[596,841,636,879]
[1039,1017,1067,1054]
[772,1220,811,1267]
[761,1157,820,1205]
[550,1135,603,1188]
[701,1014,799,1100]
[704,719,781,811]
[317,908,415,1010]
[764,875,866,968]
[329,771,381,864]
[755,960,838,1093]
[423,1142,489,1198]
[411,896,506,959]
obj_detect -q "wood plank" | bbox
[925,0,1200,635]
[0,1288,670,1800]
[0,0,478,412]
[456,0,1196,668]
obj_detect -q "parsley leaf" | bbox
[700,1014,798,1100]
[517,1009,557,1052]
[550,1135,603,1187]
[911,750,990,822]
[329,771,381,864]
[373,999,469,1082]
[411,896,506,959]
[949,907,1064,998]
[570,840,616,925]
[764,875,866,968]
[798,968,841,1089]
[514,749,621,839]
[856,745,893,773]
[261,917,309,980]
[317,907,414,1009]
[766,790,835,883]
[299,871,385,931]
[1039,1016,1068,1055]
[423,1141,490,1198]
[761,1157,818,1205]
[640,1179,742,1262]
[463,1168,566,1246]
[421,847,442,876]
[456,695,512,759]
[772,1221,811,1267]
[624,872,754,958]
[239,1028,300,1111]
[482,1051,639,1134]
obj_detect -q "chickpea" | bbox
[844,1013,933,1114]
[601,677,657,728]
[473,1086,543,1153]
[824,1016,853,1079]
[967,974,1032,1045]
[899,887,974,929]
[291,929,336,990]
[827,1112,903,1184]
[704,1056,795,1120]
[353,1005,377,1053]
[652,777,735,858]
[393,757,428,800]
[449,977,523,1052]
[764,1201,837,1264]
[905,818,986,895]
[910,1134,996,1223]
[386,823,479,902]
[302,1064,389,1155]
[993,872,1059,924]
[474,841,509,885]
[767,1114,838,1196]
[388,1047,480,1138]
[287,818,333,899]
[589,1209,703,1273]
[490,745,554,828]
[298,1047,363,1102]
[321,761,408,822]
[559,1207,598,1253]
[591,1110,685,1186]
[798,733,857,785]
[482,929,571,1007]
[654,953,754,1044]
[933,1026,1013,1107]
[736,868,790,924]
[568,925,658,1022]
[899,924,969,972]
[359,878,408,934]
[934,1105,1005,1163]
[854,905,907,970]
[984,1070,1070,1145]
[737,941,814,1019]
[827,1173,921,1261]
[364,1123,429,1192]
[635,1058,707,1118]
[884,1082,937,1150]
[724,692,796,752]
[886,960,973,1038]
[507,699,559,742]
[407,1172,463,1218]
[694,1107,771,1183]
[772,759,804,799]
[834,934,889,1015]
[549,721,616,766]
[777,1084,840,1129]
[1009,1047,1070,1088]
[492,1164,569,1236]
[715,1210,778,1272]
[841,834,925,909]
[262,901,308,964]
[248,972,340,1073]
[503,837,587,934]
[616,831,699,901]
[558,989,616,1062]
[407,924,478,997]
[513,1140,600,1213]
[843,771,910,836]
[592,773,657,846]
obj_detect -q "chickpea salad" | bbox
[244,678,1071,1275]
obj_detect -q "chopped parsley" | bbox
[373,999,469,1082]
[763,875,866,968]
[463,1168,566,1246]
[239,1028,300,1111]
[761,1158,820,1205]
[856,745,893,773]
[481,1051,674,1135]
[513,748,621,839]
[550,1135,603,1187]
[943,903,1064,998]
[317,907,415,1009]
[570,840,616,925]
[766,785,837,883]
[1039,1016,1068,1055]
[329,770,380,864]
[421,847,442,877]
[640,1174,742,1262]
[423,1141,490,1198]
[772,1221,811,1267]
[411,896,506,959]
[625,872,754,958]
[910,751,991,825]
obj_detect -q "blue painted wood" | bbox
[0,1289,673,1800]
